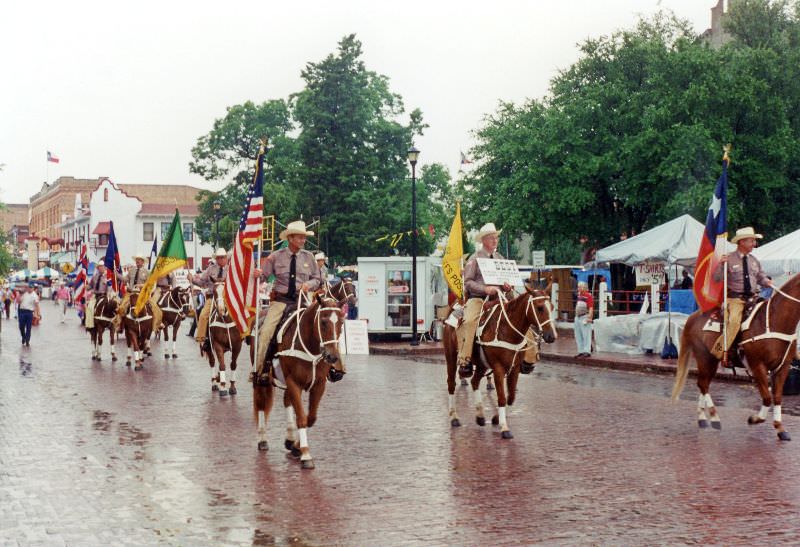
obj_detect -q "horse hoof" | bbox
[748,416,765,425]
[112,356,117,362]
[460,378,468,386]
[126,361,131,367]
[501,430,514,439]
[134,365,143,371]
[229,386,237,395]
[258,440,269,451]
[291,446,302,458]
[711,421,722,430]
[450,418,461,428]
[164,354,170,359]
[328,369,345,383]
[172,354,178,359]
[285,439,295,451]
[486,383,494,391]
[211,384,219,392]
[476,416,486,427]
[698,419,709,428]
[301,459,315,470]
[491,415,499,426]
[778,431,792,441]
[218,389,228,397]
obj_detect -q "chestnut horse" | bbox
[444,286,557,438]
[323,278,357,307]
[157,286,195,359]
[205,283,251,396]
[672,273,800,441]
[121,290,153,371]
[253,294,345,469]
[88,295,119,362]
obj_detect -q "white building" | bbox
[60,178,213,270]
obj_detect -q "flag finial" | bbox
[722,143,732,163]
[259,137,268,155]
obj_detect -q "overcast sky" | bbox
[0,0,713,205]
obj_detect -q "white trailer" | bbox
[357,256,447,336]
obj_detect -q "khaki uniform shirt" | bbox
[464,247,505,299]
[195,262,227,293]
[156,272,175,289]
[126,265,149,287]
[261,247,321,302]
[88,272,111,296]
[713,251,769,296]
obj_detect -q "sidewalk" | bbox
[371,329,750,383]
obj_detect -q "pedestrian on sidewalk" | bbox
[55,282,72,323]
[18,283,40,347]
[574,281,593,358]
[2,286,11,319]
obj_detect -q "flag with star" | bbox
[694,151,729,312]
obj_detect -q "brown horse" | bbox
[323,278,357,307]
[444,286,557,438]
[672,273,800,441]
[205,283,252,396]
[121,290,154,371]
[157,286,195,359]
[88,295,119,362]
[253,294,345,469]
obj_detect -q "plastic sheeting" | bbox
[593,312,689,355]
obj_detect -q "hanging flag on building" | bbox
[442,201,465,299]
[135,211,187,314]
[47,151,60,163]
[148,235,158,270]
[74,241,89,305]
[694,149,729,312]
[224,145,264,335]
[103,221,125,296]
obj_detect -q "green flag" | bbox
[135,210,187,314]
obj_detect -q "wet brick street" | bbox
[2,307,800,545]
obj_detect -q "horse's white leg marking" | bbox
[230,368,238,384]
[704,393,720,424]
[286,406,297,442]
[172,340,177,355]
[773,405,782,424]
[127,347,132,360]
[758,405,770,421]
[448,393,457,419]
[473,388,484,418]
[257,410,267,443]
[219,370,227,388]
[697,394,709,423]
[498,406,509,432]
[297,428,311,461]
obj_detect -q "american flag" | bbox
[74,241,89,305]
[223,147,264,334]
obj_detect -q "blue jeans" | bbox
[18,309,33,343]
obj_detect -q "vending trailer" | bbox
[357,256,447,335]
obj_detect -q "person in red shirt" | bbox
[574,281,594,357]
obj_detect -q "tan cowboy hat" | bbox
[214,247,227,257]
[475,222,502,242]
[132,252,146,261]
[279,220,314,240]
[730,227,763,244]
[314,252,327,261]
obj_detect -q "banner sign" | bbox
[477,258,524,286]
[531,250,546,269]
[635,261,665,286]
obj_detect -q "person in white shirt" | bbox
[18,284,40,347]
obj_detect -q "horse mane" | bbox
[777,272,800,294]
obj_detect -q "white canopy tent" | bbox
[752,228,800,278]
[594,214,734,267]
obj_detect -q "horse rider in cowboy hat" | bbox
[254,220,325,384]
[315,252,329,280]
[457,222,539,377]
[189,247,229,347]
[117,252,164,331]
[85,261,115,330]
[711,226,773,359]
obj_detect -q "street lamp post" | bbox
[408,146,420,346]
[213,200,221,249]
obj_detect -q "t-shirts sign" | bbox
[477,258,524,286]
[635,261,665,286]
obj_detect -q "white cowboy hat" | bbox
[314,252,327,261]
[730,227,763,244]
[279,220,315,241]
[132,252,146,261]
[215,247,227,257]
[475,222,502,242]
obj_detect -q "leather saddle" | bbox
[264,301,300,364]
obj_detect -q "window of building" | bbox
[99,234,109,246]
[161,222,171,240]
[103,188,109,202]
[143,222,154,241]
[183,222,193,241]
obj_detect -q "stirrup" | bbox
[458,359,473,378]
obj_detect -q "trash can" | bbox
[783,360,800,396]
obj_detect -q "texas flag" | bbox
[47,151,60,163]
[694,155,728,312]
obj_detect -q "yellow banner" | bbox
[442,202,464,299]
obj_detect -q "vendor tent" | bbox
[594,215,733,267]
[33,267,59,279]
[752,228,800,278]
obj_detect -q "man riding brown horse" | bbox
[190,247,229,349]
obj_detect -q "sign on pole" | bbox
[531,250,546,269]
[477,258,524,286]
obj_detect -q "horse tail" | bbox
[671,321,693,402]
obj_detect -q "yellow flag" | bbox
[442,202,464,299]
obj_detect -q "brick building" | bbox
[28,177,97,249]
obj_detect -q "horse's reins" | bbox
[209,285,236,350]
[739,286,800,372]
[159,288,189,325]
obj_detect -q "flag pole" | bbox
[721,144,731,367]
[252,138,267,379]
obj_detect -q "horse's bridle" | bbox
[324,279,356,303]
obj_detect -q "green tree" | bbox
[291,34,429,264]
